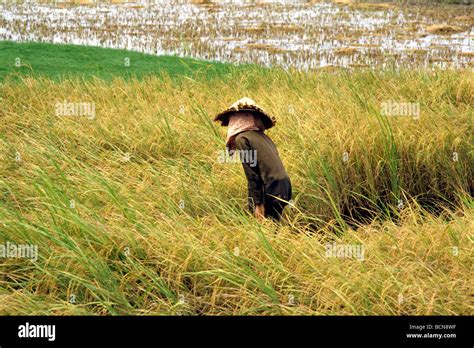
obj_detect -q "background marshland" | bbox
[1,0,473,69]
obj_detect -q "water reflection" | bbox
[0,0,472,69]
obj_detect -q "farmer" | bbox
[214,97,292,221]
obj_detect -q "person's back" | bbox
[214,97,292,221]
[235,130,291,220]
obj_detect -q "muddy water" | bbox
[0,0,472,70]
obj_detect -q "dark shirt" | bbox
[234,130,291,209]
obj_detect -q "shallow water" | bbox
[0,0,472,70]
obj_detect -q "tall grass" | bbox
[0,67,472,314]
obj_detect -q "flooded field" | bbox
[0,0,473,69]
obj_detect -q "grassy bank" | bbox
[0,43,473,315]
[0,41,243,82]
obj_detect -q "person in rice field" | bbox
[214,97,292,221]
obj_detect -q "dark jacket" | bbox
[234,130,291,210]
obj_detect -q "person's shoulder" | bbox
[235,130,253,142]
[237,130,263,140]
[235,130,261,148]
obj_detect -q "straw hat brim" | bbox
[214,107,276,129]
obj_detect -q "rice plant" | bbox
[0,65,472,315]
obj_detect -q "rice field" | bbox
[0,65,473,315]
[0,0,473,69]
[0,0,473,316]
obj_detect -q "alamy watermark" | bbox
[0,242,38,262]
[381,101,420,120]
[18,322,55,341]
[217,149,257,168]
[325,242,364,261]
[55,101,95,120]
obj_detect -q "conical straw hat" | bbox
[214,97,276,129]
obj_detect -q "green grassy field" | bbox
[0,42,473,315]
[0,41,244,82]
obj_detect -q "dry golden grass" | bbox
[425,24,465,34]
[0,68,472,315]
[334,47,359,55]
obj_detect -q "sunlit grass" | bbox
[0,65,472,315]
[0,41,243,82]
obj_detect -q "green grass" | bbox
[0,41,246,82]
